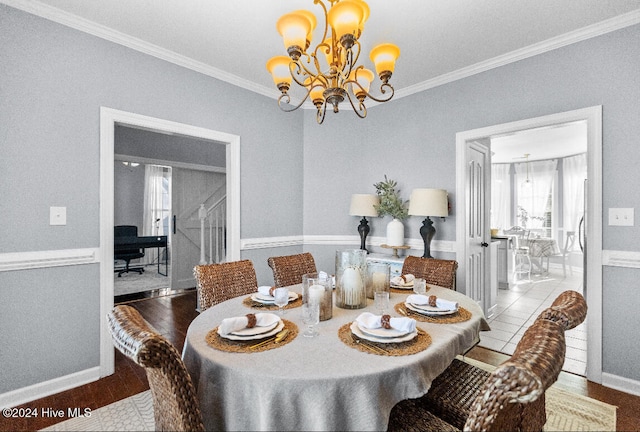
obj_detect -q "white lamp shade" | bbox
[408,189,448,217]
[349,194,379,216]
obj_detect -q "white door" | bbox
[171,167,226,289]
[465,140,492,315]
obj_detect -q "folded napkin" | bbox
[406,294,458,311]
[257,285,275,297]
[391,274,415,286]
[355,312,416,333]
[219,313,280,335]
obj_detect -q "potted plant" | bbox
[373,176,408,246]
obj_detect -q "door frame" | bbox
[99,107,241,377]
[455,106,602,383]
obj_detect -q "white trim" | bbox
[4,0,639,103]
[0,367,100,409]
[602,372,640,397]
[455,106,603,384]
[114,154,225,174]
[100,107,241,379]
[241,236,304,250]
[602,249,640,268]
[0,248,98,272]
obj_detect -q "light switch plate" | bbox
[608,208,634,226]
[50,206,67,225]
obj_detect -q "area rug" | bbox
[42,360,617,432]
[114,265,170,296]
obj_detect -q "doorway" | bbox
[455,106,602,383]
[99,107,241,377]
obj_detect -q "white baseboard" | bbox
[0,367,100,409]
[602,371,640,397]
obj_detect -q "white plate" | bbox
[218,320,285,341]
[390,282,414,289]
[357,322,411,338]
[405,302,458,316]
[229,320,279,336]
[251,292,298,304]
[350,322,417,344]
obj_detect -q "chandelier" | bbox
[266,0,400,124]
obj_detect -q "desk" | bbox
[182,286,489,431]
[114,235,168,276]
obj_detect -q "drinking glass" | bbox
[301,302,320,337]
[274,287,289,316]
[374,291,390,315]
[413,278,427,295]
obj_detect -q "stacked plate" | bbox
[250,291,298,305]
[350,321,417,343]
[217,316,285,341]
[404,301,458,317]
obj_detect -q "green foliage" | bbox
[373,175,409,220]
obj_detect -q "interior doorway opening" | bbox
[455,106,602,383]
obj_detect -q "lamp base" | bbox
[357,217,371,253]
[420,217,436,259]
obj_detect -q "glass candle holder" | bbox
[302,272,333,321]
[366,262,390,299]
[335,249,367,309]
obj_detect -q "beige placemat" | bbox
[394,302,472,324]
[242,293,302,310]
[205,319,298,353]
[338,322,432,356]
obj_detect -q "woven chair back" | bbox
[536,290,587,331]
[267,252,317,287]
[193,260,258,311]
[464,318,567,431]
[106,305,204,432]
[401,256,458,290]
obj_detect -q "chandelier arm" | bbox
[316,100,328,124]
[344,90,367,119]
[277,90,311,113]
[314,0,330,44]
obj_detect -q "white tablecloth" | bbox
[182,285,489,431]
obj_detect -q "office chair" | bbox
[114,225,145,277]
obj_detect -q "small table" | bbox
[182,285,489,431]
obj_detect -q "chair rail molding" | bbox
[0,248,99,272]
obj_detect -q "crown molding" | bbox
[3,1,640,104]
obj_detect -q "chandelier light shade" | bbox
[408,189,449,258]
[349,194,380,252]
[267,0,400,124]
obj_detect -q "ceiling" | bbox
[5,0,639,157]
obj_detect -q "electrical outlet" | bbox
[608,208,634,226]
[50,206,67,225]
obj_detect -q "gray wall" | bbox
[2,3,640,396]
[303,24,640,381]
[114,162,145,228]
[0,4,302,393]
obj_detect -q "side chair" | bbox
[401,255,458,290]
[267,252,317,287]
[193,259,258,311]
[106,305,204,432]
[387,290,587,432]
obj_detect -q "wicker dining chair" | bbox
[107,305,204,432]
[388,317,568,432]
[388,290,587,432]
[401,255,458,290]
[193,259,258,311]
[267,252,317,287]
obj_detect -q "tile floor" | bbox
[478,262,586,376]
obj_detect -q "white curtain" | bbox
[143,165,165,265]
[491,164,511,231]
[563,153,587,242]
[515,159,557,229]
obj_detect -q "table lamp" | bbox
[349,194,380,253]
[408,189,448,258]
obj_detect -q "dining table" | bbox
[182,284,490,431]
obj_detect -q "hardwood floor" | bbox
[1,290,638,431]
